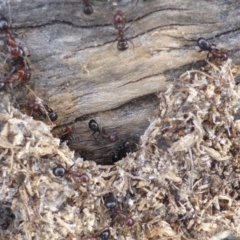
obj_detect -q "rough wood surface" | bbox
[1,0,240,163]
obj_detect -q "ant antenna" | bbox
[7,0,12,27]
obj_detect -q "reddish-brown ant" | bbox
[113,11,129,51]
[197,37,228,61]
[83,0,93,15]
[27,102,58,122]
[104,194,134,227]
[52,165,89,183]
[114,11,125,30]
[0,17,31,88]
[83,229,110,240]
[1,60,31,84]
[88,119,118,143]
[0,17,25,58]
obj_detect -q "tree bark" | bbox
[1,0,240,163]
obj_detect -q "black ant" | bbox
[113,11,129,51]
[60,126,74,145]
[104,194,134,227]
[88,119,118,143]
[112,141,132,163]
[83,0,93,15]
[83,229,110,240]
[0,17,25,58]
[27,102,58,122]
[197,37,228,61]
[52,165,89,183]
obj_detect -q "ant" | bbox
[88,119,118,143]
[60,126,74,145]
[0,17,25,58]
[83,0,93,15]
[0,17,31,87]
[83,229,110,240]
[1,60,31,85]
[112,141,132,163]
[52,164,89,183]
[113,11,129,51]
[104,194,134,227]
[27,102,58,122]
[197,37,228,61]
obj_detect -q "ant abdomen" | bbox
[197,37,212,51]
[83,5,93,15]
[52,165,66,177]
[88,119,100,134]
[48,112,58,122]
[83,0,93,15]
[99,229,110,240]
[117,38,128,51]
[0,17,8,31]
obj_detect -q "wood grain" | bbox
[0,0,240,163]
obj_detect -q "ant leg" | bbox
[129,38,135,51]
[69,163,75,170]
[206,51,210,60]
[91,131,97,136]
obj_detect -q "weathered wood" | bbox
[0,0,240,162]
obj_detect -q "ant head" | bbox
[53,165,66,177]
[79,173,89,183]
[220,52,228,61]
[114,11,125,29]
[0,17,8,30]
[108,134,118,142]
[125,217,134,227]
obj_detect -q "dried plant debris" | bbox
[1,59,240,240]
